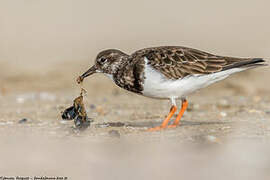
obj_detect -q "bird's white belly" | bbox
[142,60,243,99]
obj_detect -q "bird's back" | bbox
[112,46,266,97]
[131,46,266,80]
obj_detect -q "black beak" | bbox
[77,65,97,84]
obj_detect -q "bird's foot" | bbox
[167,124,179,128]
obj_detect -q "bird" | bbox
[77,46,267,131]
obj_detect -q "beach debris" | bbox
[253,96,261,103]
[62,94,92,130]
[18,118,28,124]
[220,112,227,117]
[248,109,262,114]
[96,105,105,115]
[89,104,96,109]
[217,99,230,109]
[101,122,125,127]
[205,135,220,143]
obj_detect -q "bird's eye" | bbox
[100,58,106,63]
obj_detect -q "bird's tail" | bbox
[223,58,267,71]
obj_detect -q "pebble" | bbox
[253,96,261,103]
[220,126,231,131]
[106,122,125,127]
[96,106,105,115]
[108,130,121,138]
[0,122,6,125]
[0,87,7,96]
[60,120,69,124]
[205,135,220,143]
[220,112,227,117]
[218,99,230,108]
[18,118,28,124]
[89,104,96,109]
[265,111,270,115]
[248,109,261,114]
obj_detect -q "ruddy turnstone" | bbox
[77,46,267,131]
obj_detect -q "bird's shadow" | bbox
[95,120,229,128]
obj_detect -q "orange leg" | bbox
[147,105,177,131]
[168,99,188,128]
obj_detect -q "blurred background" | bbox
[0,0,270,179]
[0,0,269,93]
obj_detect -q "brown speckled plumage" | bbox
[93,49,146,94]
[113,58,145,94]
[132,46,264,79]
[78,46,266,94]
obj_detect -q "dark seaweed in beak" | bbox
[77,65,97,84]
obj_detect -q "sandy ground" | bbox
[0,60,270,179]
[1,1,270,179]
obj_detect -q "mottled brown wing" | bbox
[136,46,248,79]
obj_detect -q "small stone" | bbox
[18,118,28,124]
[89,104,96,109]
[16,97,25,104]
[96,106,105,115]
[220,112,227,117]
[16,93,36,103]
[220,126,231,130]
[106,122,125,127]
[60,120,69,124]
[265,111,270,115]
[205,135,220,143]
[248,109,261,113]
[217,99,230,108]
[253,96,261,103]
[1,87,7,96]
[108,130,120,138]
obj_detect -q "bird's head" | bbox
[77,49,128,83]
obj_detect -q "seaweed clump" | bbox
[62,94,92,130]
